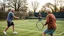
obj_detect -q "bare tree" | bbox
[2,0,27,11]
[13,0,28,11]
[31,1,39,13]
[45,3,59,12]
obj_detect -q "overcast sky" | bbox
[27,0,55,12]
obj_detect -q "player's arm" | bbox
[12,13,19,19]
[13,15,19,19]
[44,15,49,25]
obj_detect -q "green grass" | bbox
[0,19,64,36]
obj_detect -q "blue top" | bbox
[7,11,14,22]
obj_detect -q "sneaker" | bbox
[13,31,17,34]
[3,31,7,35]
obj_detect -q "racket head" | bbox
[36,21,44,30]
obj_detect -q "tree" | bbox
[45,3,59,12]
[60,6,64,12]
[31,1,39,13]
[40,6,46,12]
[18,0,28,19]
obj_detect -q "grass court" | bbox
[0,19,64,36]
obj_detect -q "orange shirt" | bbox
[45,14,56,30]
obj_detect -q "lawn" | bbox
[0,19,64,36]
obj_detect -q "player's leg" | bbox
[11,22,14,32]
[4,26,9,31]
[3,26,10,35]
[3,21,10,35]
[49,29,56,36]
[42,29,55,36]
[47,28,56,36]
[42,32,46,36]
[50,33,53,36]
[12,25,14,32]
[11,22,17,34]
[42,29,48,36]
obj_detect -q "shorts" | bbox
[44,28,56,35]
[7,21,14,27]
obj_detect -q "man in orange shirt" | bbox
[42,8,56,36]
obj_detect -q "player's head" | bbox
[39,13,41,15]
[11,10,14,12]
[45,8,52,14]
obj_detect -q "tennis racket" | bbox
[36,21,44,30]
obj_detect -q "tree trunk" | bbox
[15,3,16,11]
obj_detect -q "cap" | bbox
[45,8,52,13]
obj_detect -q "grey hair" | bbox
[45,8,52,13]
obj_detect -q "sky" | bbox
[0,0,4,3]
[27,0,55,12]
[0,0,56,12]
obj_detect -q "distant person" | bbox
[38,13,42,21]
[3,9,19,35]
[42,8,56,36]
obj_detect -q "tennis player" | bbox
[42,8,56,36]
[38,13,42,21]
[3,9,19,35]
